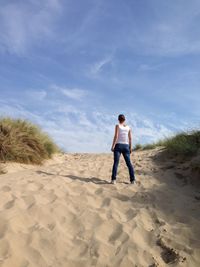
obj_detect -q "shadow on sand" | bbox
[64,175,110,184]
[36,170,110,185]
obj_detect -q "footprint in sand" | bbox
[0,219,7,239]
[4,199,15,209]
[34,191,57,205]
[47,222,56,231]
[26,182,44,191]
[18,259,29,267]
[95,219,125,244]
[0,239,10,260]
[125,208,137,221]
[95,188,104,195]
[71,237,90,258]
[22,195,35,209]
[25,246,47,266]
[101,197,111,207]
[1,186,11,192]
[106,210,113,219]
[115,193,130,202]
[108,223,130,247]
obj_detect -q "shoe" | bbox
[111,180,116,184]
[130,180,135,184]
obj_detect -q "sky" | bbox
[0,0,200,152]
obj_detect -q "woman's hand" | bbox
[111,146,115,152]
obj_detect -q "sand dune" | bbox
[0,148,200,267]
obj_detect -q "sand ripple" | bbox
[0,150,199,266]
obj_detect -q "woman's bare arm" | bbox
[128,128,132,153]
[111,125,119,151]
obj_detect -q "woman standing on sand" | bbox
[111,114,135,184]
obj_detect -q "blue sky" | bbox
[0,0,199,152]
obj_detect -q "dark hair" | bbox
[118,114,125,123]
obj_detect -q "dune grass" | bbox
[0,117,60,164]
[134,143,143,151]
[163,130,200,156]
[133,140,166,151]
[134,130,200,157]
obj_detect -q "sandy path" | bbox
[0,149,200,267]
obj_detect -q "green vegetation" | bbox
[133,139,165,151]
[0,117,60,164]
[133,130,200,157]
[164,130,200,156]
[142,143,158,150]
[133,143,143,151]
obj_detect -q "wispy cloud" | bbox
[61,89,87,101]
[0,98,177,152]
[137,63,164,72]
[25,90,47,101]
[127,1,200,56]
[51,85,88,101]
[0,0,199,154]
[0,0,61,55]
[89,56,113,77]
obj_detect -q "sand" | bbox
[0,148,200,267]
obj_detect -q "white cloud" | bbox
[90,56,113,76]
[25,90,47,100]
[51,85,88,101]
[0,100,43,123]
[0,99,178,152]
[138,63,164,72]
[61,89,87,101]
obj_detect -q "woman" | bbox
[111,114,135,184]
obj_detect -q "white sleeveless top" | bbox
[116,124,130,144]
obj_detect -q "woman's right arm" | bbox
[128,128,132,153]
[111,125,119,152]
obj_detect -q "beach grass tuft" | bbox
[0,117,60,164]
[133,130,200,157]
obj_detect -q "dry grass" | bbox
[134,130,200,157]
[163,130,200,156]
[0,117,60,164]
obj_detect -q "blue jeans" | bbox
[111,143,135,182]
